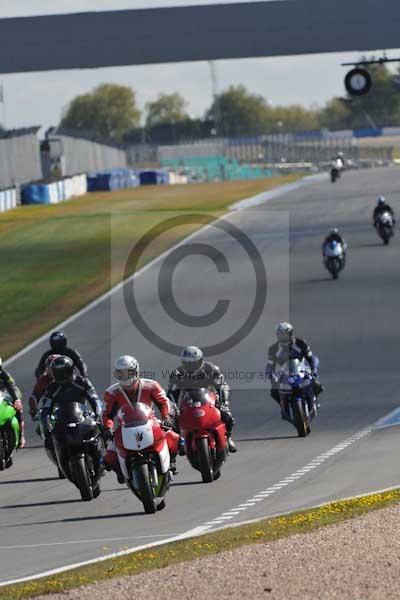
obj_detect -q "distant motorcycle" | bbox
[330,167,340,183]
[323,240,346,279]
[179,388,228,483]
[375,211,394,245]
[114,402,178,513]
[274,358,319,437]
[0,391,21,470]
[47,401,104,500]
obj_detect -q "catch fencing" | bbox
[129,127,397,172]
[51,131,127,176]
[0,127,42,190]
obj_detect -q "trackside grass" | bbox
[3,488,400,599]
[0,175,301,358]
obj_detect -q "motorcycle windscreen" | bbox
[180,388,215,406]
[122,422,155,450]
[324,243,343,257]
[51,401,89,425]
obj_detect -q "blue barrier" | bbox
[139,169,169,186]
[87,168,139,191]
[21,184,51,205]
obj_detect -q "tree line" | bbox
[59,62,400,145]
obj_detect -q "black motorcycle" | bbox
[330,167,340,183]
[47,401,104,500]
[375,211,394,245]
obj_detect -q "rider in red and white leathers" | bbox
[102,355,178,481]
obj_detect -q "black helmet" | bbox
[181,346,204,373]
[51,355,74,384]
[50,331,67,352]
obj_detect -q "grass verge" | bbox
[3,487,400,599]
[0,175,301,358]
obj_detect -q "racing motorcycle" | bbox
[47,401,104,500]
[375,211,394,245]
[323,240,346,279]
[330,166,340,183]
[274,358,318,437]
[114,402,178,514]
[179,388,228,483]
[0,391,21,470]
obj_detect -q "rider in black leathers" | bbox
[322,228,347,266]
[44,356,101,418]
[35,331,88,378]
[168,346,237,453]
[373,196,395,226]
[265,323,323,412]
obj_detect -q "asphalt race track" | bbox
[1,167,400,583]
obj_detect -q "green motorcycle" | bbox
[0,391,21,469]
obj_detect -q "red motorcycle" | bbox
[179,388,228,483]
[114,402,178,514]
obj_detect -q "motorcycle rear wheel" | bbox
[134,463,157,514]
[197,437,214,483]
[69,456,93,501]
[293,400,308,438]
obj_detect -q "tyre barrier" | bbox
[87,169,139,192]
[0,188,17,213]
[21,174,87,205]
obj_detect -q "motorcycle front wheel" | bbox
[197,437,214,483]
[293,399,308,438]
[133,463,157,514]
[0,431,5,470]
[69,455,93,501]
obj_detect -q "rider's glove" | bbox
[161,417,174,430]
[103,428,114,443]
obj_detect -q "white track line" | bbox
[1,410,397,587]
[4,173,324,369]
[0,525,210,587]
[202,425,373,528]
[0,533,181,551]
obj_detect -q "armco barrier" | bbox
[21,174,88,205]
[0,188,17,213]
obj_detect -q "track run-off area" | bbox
[1,167,400,584]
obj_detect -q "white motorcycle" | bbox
[114,402,177,513]
[323,240,346,279]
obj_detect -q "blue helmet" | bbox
[378,196,385,206]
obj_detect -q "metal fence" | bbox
[53,133,127,176]
[129,131,395,171]
[0,128,42,190]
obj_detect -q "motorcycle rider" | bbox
[336,151,345,169]
[102,355,178,482]
[35,331,88,378]
[265,323,323,415]
[168,346,237,453]
[29,354,61,422]
[373,196,395,226]
[44,355,102,416]
[0,358,25,448]
[322,228,347,264]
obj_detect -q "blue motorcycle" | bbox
[274,358,319,437]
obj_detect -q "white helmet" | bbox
[114,355,139,388]
[276,322,294,345]
[181,346,203,373]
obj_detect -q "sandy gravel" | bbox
[34,504,400,600]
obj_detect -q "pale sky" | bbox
[1,1,399,132]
